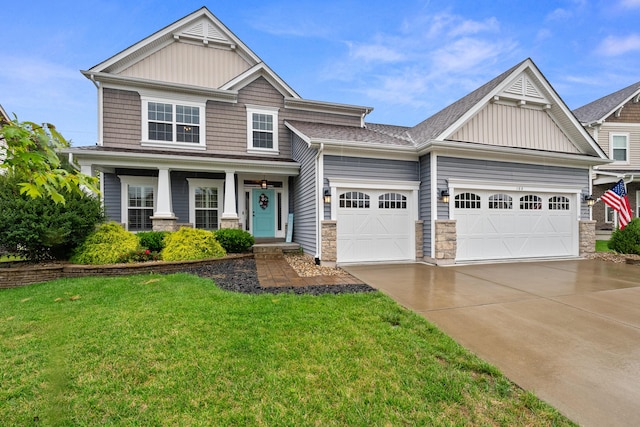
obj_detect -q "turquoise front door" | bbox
[252,189,275,238]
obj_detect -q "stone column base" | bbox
[151,216,178,232]
[321,220,337,266]
[434,219,457,266]
[415,220,424,260]
[220,218,240,229]
[579,220,596,257]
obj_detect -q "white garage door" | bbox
[337,189,414,263]
[453,189,578,261]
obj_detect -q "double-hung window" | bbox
[187,179,223,230]
[119,176,157,232]
[610,133,629,163]
[246,105,279,154]
[142,98,206,149]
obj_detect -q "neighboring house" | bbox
[0,103,9,171]
[573,82,640,231]
[68,7,609,266]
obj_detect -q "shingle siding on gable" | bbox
[291,134,317,256]
[103,88,141,148]
[436,157,590,219]
[605,100,640,123]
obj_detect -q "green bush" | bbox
[0,173,105,260]
[214,228,255,253]
[137,231,169,252]
[608,219,640,255]
[70,222,139,264]
[161,227,226,261]
[116,248,161,263]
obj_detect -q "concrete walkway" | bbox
[345,259,640,427]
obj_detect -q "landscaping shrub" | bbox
[137,231,169,252]
[116,248,161,263]
[215,228,255,253]
[70,222,139,264]
[608,219,640,255]
[0,173,105,261]
[161,227,226,261]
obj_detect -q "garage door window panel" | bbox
[379,193,407,209]
[339,192,370,209]
[455,193,481,209]
[520,195,542,210]
[489,194,513,209]
[549,196,570,210]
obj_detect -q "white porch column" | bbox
[222,170,238,219]
[154,167,174,218]
[79,164,98,196]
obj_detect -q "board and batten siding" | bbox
[596,122,640,171]
[451,103,580,154]
[103,173,122,223]
[291,134,318,256]
[419,154,432,257]
[103,89,142,148]
[436,157,591,219]
[120,43,252,89]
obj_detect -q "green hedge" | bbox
[608,219,640,255]
[70,222,139,265]
[161,228,226,261]
[215,228,255,253]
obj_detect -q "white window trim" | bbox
[609,132,630,164]
[187,178,224,230]
[246,105,279,155]
[141,96,206,150]
[118,176,158,232]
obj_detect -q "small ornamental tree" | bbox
[0,173,104,260]
[0,117,99,204]
[161,228,226,261]
[70,222,139,265]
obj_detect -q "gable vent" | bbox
[525,79,543,98]
[178,19,233,46]
[184,22,205,38]
[505,77,524,97]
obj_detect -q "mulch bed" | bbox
[183,257,375,295]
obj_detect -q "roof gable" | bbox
[573,81,640,124]
[86,7,299,97]
[409,58,606,159]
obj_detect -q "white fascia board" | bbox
[64,149,300,175]
[322,144,417,162]
[220,63,300,98]
[284,98,373,118]
[447,178,584,194]
[418,139,612,168]
[328,177,420,191]
[83,71,238,103]
[284,122,311,145]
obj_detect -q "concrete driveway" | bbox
[345,259,640,427]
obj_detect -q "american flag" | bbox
[600,179,632,230]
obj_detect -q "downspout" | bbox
[89,74,103,146]
[315,143,324,263]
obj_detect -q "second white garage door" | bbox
[337,189,414,263]
[453,189,578,261]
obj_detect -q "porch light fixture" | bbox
[585,194,595,207]
[324,189,331,204]
[261,179,268,189]
[440,189,450,203]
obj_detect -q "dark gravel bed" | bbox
[183,257,375,295]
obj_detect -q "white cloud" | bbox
[348,42,406,63]
[448,17,500,37]
[597,34,640,56]
[620,0,640,7]
[546,8,572,21]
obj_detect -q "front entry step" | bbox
[252,242,300,260]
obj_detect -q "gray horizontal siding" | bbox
[324,156,419,181]
[103,173,121,223]
[419,154,431,257]
[436,157,591,219]
[291,135,318,256]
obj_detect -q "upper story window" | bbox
[142,97,206,150]
[246,105,279,154]
[610,133,629,163]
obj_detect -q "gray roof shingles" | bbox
[573,80,640,123]
[286,121,414,147]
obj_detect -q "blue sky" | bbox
[2,0,640,146]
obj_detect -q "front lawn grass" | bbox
[596,239,613,252]
[1,274,574,426]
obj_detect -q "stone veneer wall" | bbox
[321,220,337,267]
[0,254,253,289]
[415,220,424,260]
[434,219,457,265]
[579,220,596,257]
